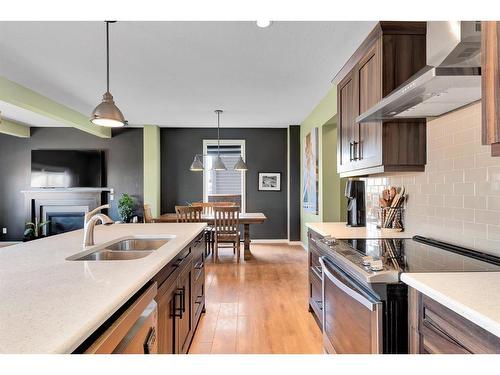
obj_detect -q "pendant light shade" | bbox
[234,155,248,171]
[91,92,126,127]
[91,21,127,128]
[212,155,227,171]
[190,154,204,171]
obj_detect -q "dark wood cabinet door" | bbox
[337,72,358,172]
[156,279,177,354]
[176,264,193,354]
[356,39,383,170]
[409,288,500,354]
[481,21,500,156]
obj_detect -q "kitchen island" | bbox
[0,222,206,353]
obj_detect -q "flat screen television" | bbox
[31,150,103,188]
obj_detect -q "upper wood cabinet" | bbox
[335,22,427,177]
[481,21,500,156]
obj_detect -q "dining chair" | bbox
[192,202,215,215]
[143,204,156,223]
[192,202,215,256]
[175,205,203,223]
[213,206,240,263]
[212,201,236,209]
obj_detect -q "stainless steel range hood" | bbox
[356,21,482,123]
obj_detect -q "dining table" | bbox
[154,212,267,260]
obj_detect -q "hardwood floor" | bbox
[188,243,323,354]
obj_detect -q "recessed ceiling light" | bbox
[256,20,272,28]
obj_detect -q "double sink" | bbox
[67,236,175,261]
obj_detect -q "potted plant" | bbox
[23,218,50,241]
[118,193,135,223]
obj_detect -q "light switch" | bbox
[2,228,7,234]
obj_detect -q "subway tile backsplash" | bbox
[364,103,500,255]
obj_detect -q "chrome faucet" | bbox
[84,204,110,226]
[83,205,114,247]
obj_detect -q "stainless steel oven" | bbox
[319,256,383,354]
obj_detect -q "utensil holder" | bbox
[377,207,405,230]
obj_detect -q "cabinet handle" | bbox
[356,140,362,160]
[349,142,354,161]
[143,327,156,354]
[173,288,184,318]
[181,286,186,313]
[194,261,204,270]
[352,141,359,161]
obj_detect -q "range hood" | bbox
[357,21,482,123]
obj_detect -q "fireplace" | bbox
[43,205,89,235]
[46,212,86,235]
[22,188,112,237]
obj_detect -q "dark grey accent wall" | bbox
[288,125,301,241]
[161,128,288,239]
[0,127,143,241]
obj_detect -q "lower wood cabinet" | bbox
[308,229,324,329]
[409,287,500,354]
[154,232,205,354]
[156,276,177,354]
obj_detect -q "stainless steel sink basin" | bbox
[105,238,169,251]
[76,250,153,261]
[67,236,174,261]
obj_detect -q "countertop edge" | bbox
[305,221,412,239]
[401,273,500,339]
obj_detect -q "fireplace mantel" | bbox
[21,187,113,194]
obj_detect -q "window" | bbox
[203,139,246,212]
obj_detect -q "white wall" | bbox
[365,102,500,255]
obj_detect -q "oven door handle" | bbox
[319,256,379,311]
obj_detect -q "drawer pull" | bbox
[143,327,156,354]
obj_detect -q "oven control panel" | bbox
[318,237,400,284]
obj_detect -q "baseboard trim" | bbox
[251,239,289,244]
[247,239,307,249]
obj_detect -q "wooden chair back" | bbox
[213,201,236,208]
[191,202,214,215]
[175,205,203,223]
[213,206,240,235]
[143,204,154,223]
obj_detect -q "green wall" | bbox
[300,85,345,245]
[143,125,161,216]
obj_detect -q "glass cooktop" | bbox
[344,236,500,273]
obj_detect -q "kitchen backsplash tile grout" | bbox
[363,102,500,255]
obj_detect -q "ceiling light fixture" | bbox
[90,21,127,128]
[256,20,272,28]
[234,155,248,171]
[212,110,227,171]
[189,110,248,172]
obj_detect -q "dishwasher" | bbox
[85,283,158,354]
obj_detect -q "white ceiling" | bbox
[0,21,376,128]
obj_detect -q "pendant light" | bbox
[90,21,127,128]
[234,155,248,171]
[212,110,227,171]
[189,154,204,171]
[189,110,247,172]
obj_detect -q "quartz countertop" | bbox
[0,223,206,353]
[401,272,500,338]
[305,222,412,239]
